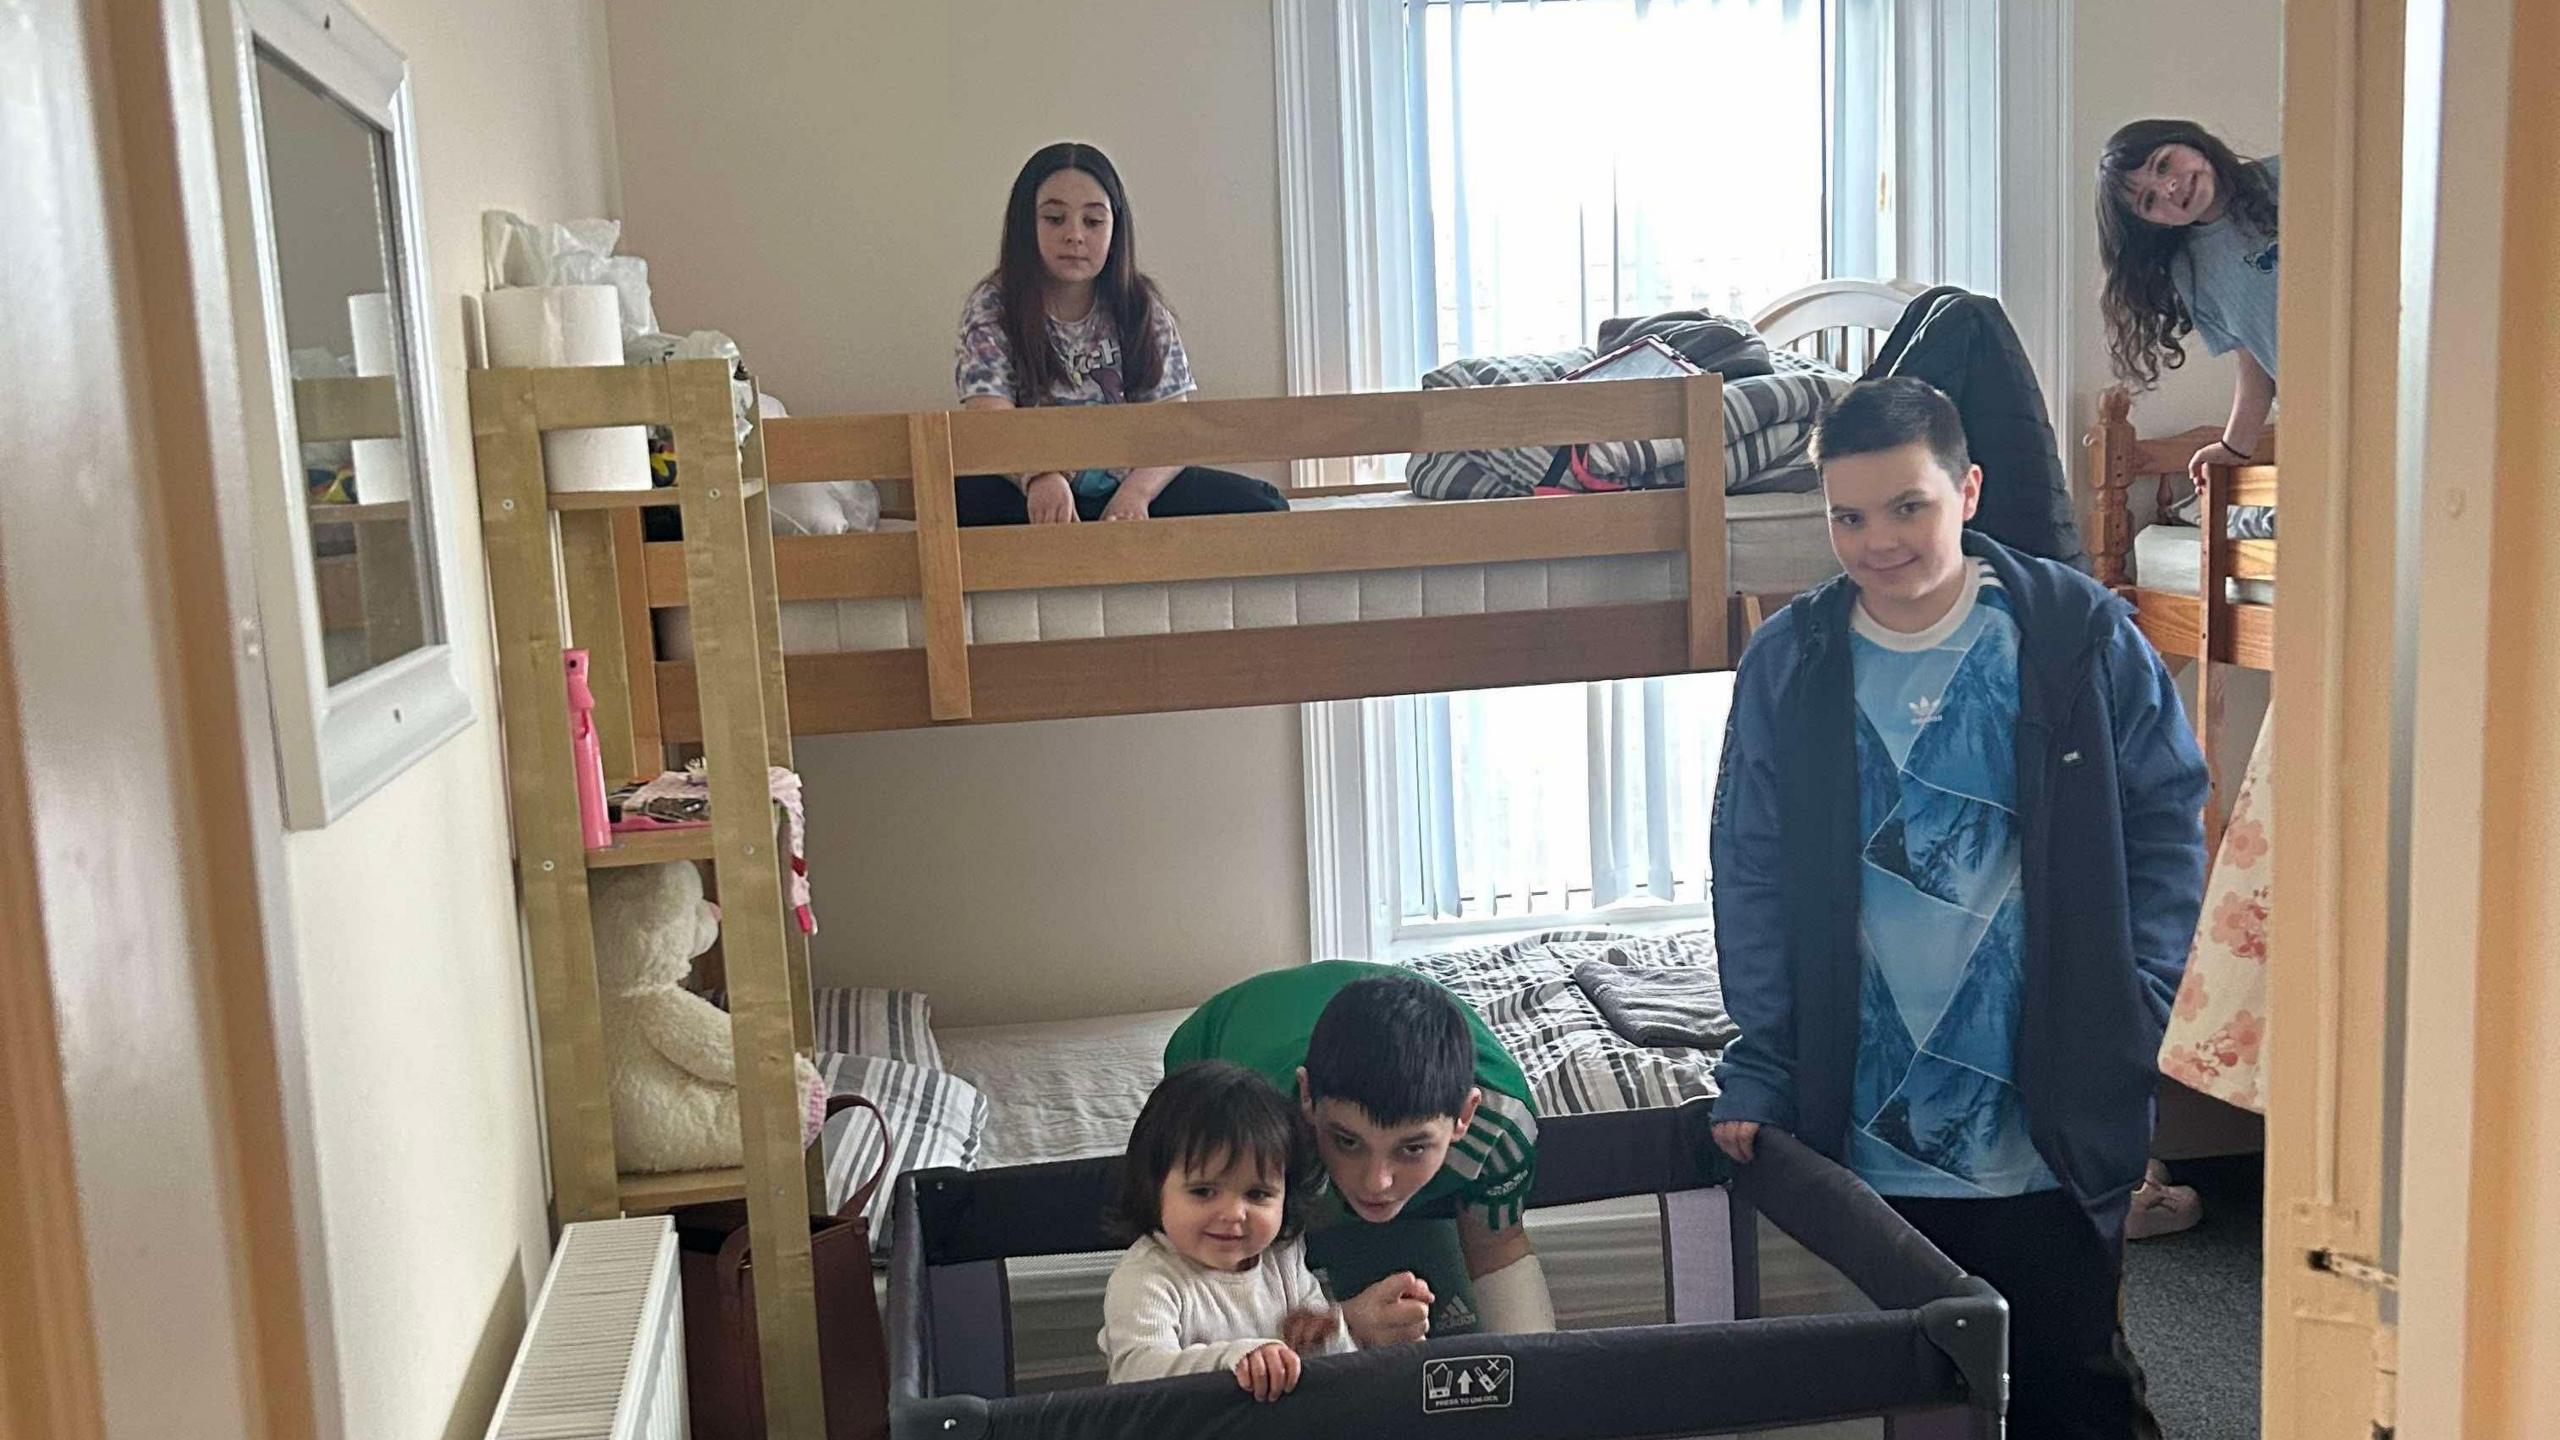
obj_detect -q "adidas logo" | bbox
[1439,1294,1478,1328]
[1908,695,1944,726]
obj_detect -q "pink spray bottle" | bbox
[565,649,612,849]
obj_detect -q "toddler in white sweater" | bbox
[1098,1060,1350,1400]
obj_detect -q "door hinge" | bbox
[2309,1248,2399,1291]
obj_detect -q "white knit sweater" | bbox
[1097,1234,1352,1383]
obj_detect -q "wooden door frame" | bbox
[2264,0,2404,1433]
[2391,0,2526,1434]
[1,0,338,1434]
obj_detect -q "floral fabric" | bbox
[2159,704,2272,1113]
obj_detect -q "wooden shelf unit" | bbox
[470,357,828,1437]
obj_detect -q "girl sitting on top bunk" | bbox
[2097,116,2285,1240]
[952,141,1288,526]
[1098,1060,1350,1401]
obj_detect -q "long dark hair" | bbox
[2096,119,2280,387]
[991,142,1168,405]
[1108,1061,1320,1247]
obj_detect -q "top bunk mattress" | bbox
[664,489,1839,658]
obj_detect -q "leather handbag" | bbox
[678,1093,891,1440]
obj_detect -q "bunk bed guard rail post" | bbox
[1682,371,1729,671]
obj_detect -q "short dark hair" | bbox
[1303,974,1475,1126]
[1109,1061,1320,1245]
[1813,377,1971,487]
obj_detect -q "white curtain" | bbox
[1393,673,1735,921]
[1406,0,1827,372]
[1383,0,1817,927]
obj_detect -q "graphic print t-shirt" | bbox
[1846,560,2060,1198]
[951,279,1196,498]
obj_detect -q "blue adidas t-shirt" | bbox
[1845,560,2060,1199]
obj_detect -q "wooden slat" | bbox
[560,509,639,783]
[647,492,1691,607]
[550,476,758,511]
[352,514,425,668]
[2129,587,2205,660]
[465,366,621,1223]
[760,413,917,483]
[1280,479,1413,500]
[1682,374,1728,669]
[948,378,1695,475]
[585,826,715,869]
[619,1167,745,1213]
[291,375,402,443]
[2126,425,2225,477]
[907,411,972,720]
[2228,603,2274,671]
[2225,464,2280,507]
[515,361,674,431]
[611,510,663,765]
[2129,586,2276,673]
[667,363,823,1434]
[959,489,1687,593]
[305,499,410,525]
[647,532,919,604]
[654,603,1726,737]
[2230,539,2277,581]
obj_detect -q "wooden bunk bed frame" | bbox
[2084,384,2278,833]
[625,375,1745,740]
[471,283,1919,1435]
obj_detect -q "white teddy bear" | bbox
[591,859,824,1173]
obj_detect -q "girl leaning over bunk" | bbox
[1098,1060,1349,1400]
[2097,118,2282,486]
[952,142,1288,525]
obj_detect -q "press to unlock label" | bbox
[1421,1354,1514,1415]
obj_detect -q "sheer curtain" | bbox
[1412,0,1826,368]
[1382,0,1821,930]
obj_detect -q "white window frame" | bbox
[1283,0,2074,960]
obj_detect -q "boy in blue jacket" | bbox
[1709,378,2206,1439]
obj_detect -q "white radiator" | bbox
[486,1215,689,1440]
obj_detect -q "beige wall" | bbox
[2066,0,2286,441]
[604,0,1308,1025]
[267,1,622,1436]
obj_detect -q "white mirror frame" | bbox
[214,0,472,828]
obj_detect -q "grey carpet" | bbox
[2123,1155,2264,1439]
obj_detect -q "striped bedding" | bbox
[1401,928,1724,1116]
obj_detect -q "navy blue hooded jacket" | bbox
[1709,532,2208,1245]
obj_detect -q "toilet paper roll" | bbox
[345,291,411,504]
[482,283,651,492]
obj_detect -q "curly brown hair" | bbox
[2096,119,2279,387]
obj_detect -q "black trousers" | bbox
[1887,1189,2159,1440]
[953,466,1288,526]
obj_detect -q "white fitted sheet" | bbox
[2133,522,2277,605]
[664,490,1839,658]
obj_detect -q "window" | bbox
[1281,0,2057,955]
[1412,0,1828,368]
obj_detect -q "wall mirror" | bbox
[218,0,471,826]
